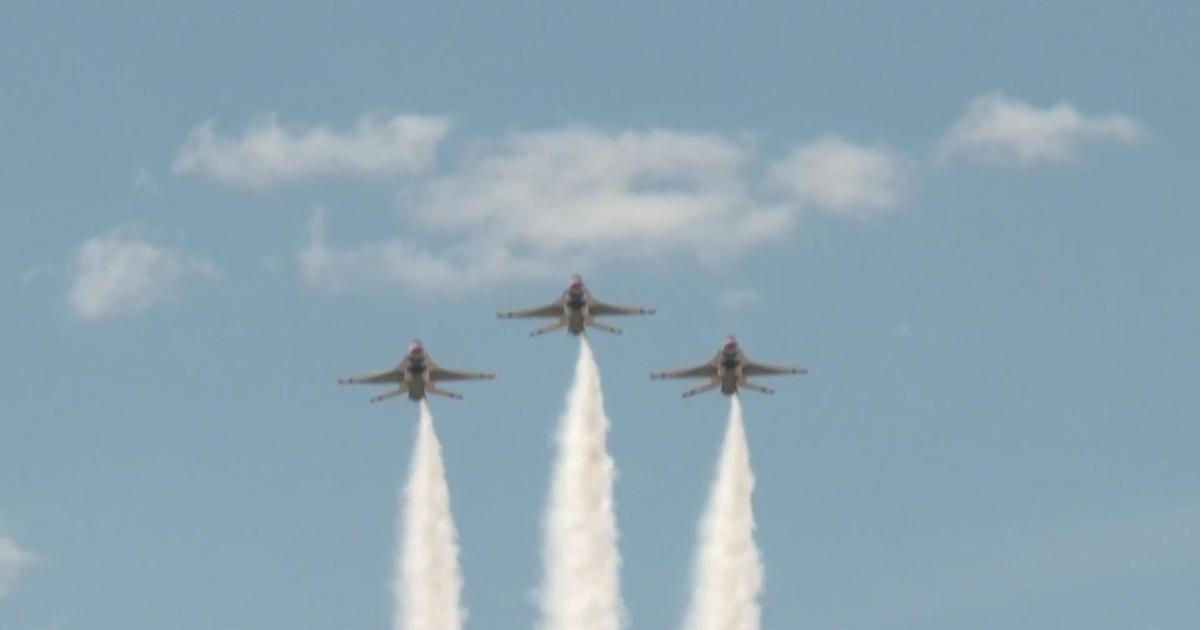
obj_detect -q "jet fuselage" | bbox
[565,288,588,335]
[719,351,742,395]
[497,274,652,337]
[405,354,428,400]
[651,335,804,398]
[339,340,493,403]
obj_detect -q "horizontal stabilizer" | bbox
[426,384,464,400]
[740,380,774,395]
[369,387,408,403]
[681,381,719,398]
[585,319,622,335]
[530,321,568,337]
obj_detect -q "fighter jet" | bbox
[338,340,495,402]
[651,335,807,397]
[497,274,655,336]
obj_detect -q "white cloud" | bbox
[184,98,1145,298]
[131,167,157,193]
[19,264,55,287]
[67,227,216,320]
[416,127,787,256]
[302,126,796,294]
[939,94,1145,166]
[0,534,35,598]
[717,288,761,311]
[299,209,553,295]
[768,135,907,219]
[166,112,920,294]
[885,503,1200,623]
[174,114,451,189]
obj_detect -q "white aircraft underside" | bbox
[497,275,654,336]
[651,336,807,398]
[338,341,495,403]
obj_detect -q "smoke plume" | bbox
[394,401,464,630]
[539,338,626,630]
[684,395,764,630]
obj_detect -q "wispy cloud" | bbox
[67,227,216,320]
[19,264,55,287]
[769,135,908,218]
[174,114,451,189]
[302,126,798,294]
[899,503,1200,621]
[415,127,791,258]
[0,534,35,599]
[180,96,1141,296]
[299,209,553,295]
[717,288,761,311]
[939,94,1145,166]
[991,503,1200,591]
[131,167,157,193]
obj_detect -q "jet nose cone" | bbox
[569,274,583,289]
[409,339,424,354]
[723,335,738,350]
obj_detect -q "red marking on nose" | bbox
[569,274,583,289]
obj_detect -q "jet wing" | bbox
[650,355,720,380]
[338,368,403,385]
[425,356,495,382]
[743,359,807,376]
[591,299,655,317]
[429,366,496,382]
[497,299,563,319]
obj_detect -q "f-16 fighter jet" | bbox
[497,274,655,336]
[651,335,807,397]
[338,340,495,402]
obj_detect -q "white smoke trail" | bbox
[393,401,464,630]
[683,395,764,630]
[539,338,626,630]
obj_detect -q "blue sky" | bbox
[3,2,1199,629]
